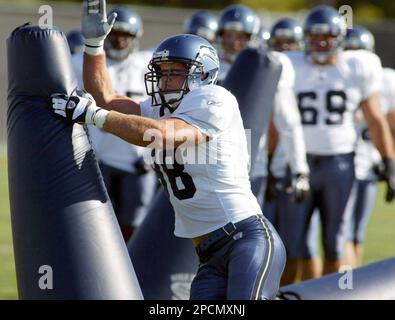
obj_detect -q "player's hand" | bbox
[292,173,310,203]
[51,89,108,127]
[82,0,117,55]
[373,161,386,181]
[382,158,395,203]
[265,173,280,203]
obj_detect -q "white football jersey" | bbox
[284,50,382,155]
[250,51,309,178]
[355,65,395,180]
[71,50,152,173]
[140,85,261,238]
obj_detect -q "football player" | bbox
[183,11,218,44]
[344,26,395,268]
[268,18,303,52]
[216,5,310,210]
[216,4,261,82]
[279,6,395,282]
[265,17,322,284]
[51,0,286,300]
[70,6,156,243]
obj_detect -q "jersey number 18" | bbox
[152,149,196,200]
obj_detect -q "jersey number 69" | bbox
[298,90,347,125]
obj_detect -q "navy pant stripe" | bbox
[251,214,274,300]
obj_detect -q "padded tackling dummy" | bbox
[7,23,143,299]
[221,48,282,171]
[278,258,395,300]
[128,189,198,300]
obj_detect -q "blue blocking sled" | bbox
[7,23,143,299]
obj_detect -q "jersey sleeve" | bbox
[356,51,383,100]
[273,87,309,175]
[271,51,295,90]
[139,97,154,118]
[171,87,236,139]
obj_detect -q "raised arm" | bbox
[83,53,140,115]
[81,0,140,115]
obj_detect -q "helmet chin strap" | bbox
[161,79,189,109]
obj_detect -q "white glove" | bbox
[292,173,310,203]
[82,0,117,55]
[51,89,109,128]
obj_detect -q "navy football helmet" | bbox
[344,25,375,52]
[304,6,346,64]
[183,11,218,44]
[269,18,303,51]
[104,6,143,61]
[216,4,261,62]
[252,25,271,50]
[66,29,84,55]
[145,34,219,108]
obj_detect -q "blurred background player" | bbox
[343,25,395,268]
[268,17,303,52]
[264,17,322,283]
[70,6,157,243]
[278,6,395,284]
[183,10,218,44]
[66,28,84,55]
[215,5,309,213]
[216,4,261,82]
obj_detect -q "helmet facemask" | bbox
[145,60,197,109]
[145,45,219,109]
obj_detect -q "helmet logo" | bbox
[153,49,170,59]
[311,24,331,34]
[223,21,244,31]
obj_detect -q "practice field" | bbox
[0,150,394,300]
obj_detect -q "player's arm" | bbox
[83,53,141,115]
[81,0,140,115]
[361,93,395,159]
[361,93,395,202]
[387,109,395,149]
[273,88,309,175]
[267,116,279,156]
[50,92,207,149]
[103,112,207,148]
[273,87,310,202]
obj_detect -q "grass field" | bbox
[0,149,394,300]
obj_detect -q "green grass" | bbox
[0,150,394,299]
[362,183,395,263]
[0,150,17,299]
